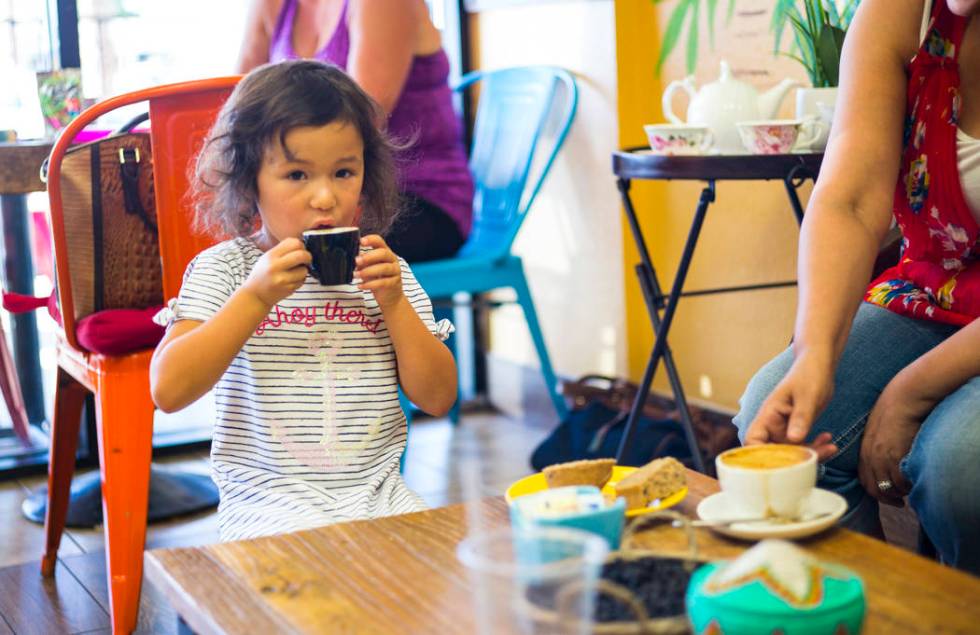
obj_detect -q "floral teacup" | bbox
[736,118,825,155]
[643,124,714,156]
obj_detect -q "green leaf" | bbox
[787,10,817,72]
[727,0,736,21]
[814,0,829,29]
[787,10,814,41]
[826,0,841,28]
[770,0,798,53]
[841,0,860,28]
[686,0,701,74]
[656,0,693,76]
[817,24,847,86]
[777,50,818,85]
[707,0,719,47]
[793,27,814,69]
[804,0,820,42]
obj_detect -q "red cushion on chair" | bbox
[76,306,166,355]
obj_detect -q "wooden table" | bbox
[0,140,53,426]
[145,470,980,634]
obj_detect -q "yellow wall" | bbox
[615,0,812,411]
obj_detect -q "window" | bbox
[0,1,56,139]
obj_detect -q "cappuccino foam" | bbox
[720,444,812,470]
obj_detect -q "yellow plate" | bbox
[505,465,688,517]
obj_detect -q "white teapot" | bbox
[662,61,799,154]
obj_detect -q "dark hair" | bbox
[192,60,400,238]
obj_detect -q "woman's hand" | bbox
[243,237,311,307]
[858,375,934,506]
[357,234,404,309]
[744,353,839,461]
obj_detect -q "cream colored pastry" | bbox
[613,457,686,510]
[542,458,616,489]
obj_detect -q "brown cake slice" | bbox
[613,457,686,510]
[542,458,616,489]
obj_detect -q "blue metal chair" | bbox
[412,66,578,424]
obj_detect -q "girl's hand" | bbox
[356,234,403,309]
[744,353,839,461]
[243,237,311,307]
[858,374,932,506]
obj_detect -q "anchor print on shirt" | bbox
[307,333,381,466]
[270,332,382,470]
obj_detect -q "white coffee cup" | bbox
[715,444,817,519]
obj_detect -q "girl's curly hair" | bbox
[192,60,401,238]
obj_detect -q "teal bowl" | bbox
[686,561,865,635]
[510,486,627,550]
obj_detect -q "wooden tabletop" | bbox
[0,141,53,194]
[145,470,980,635]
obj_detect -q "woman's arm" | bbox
[892,318,980,403]
[794,0,922,364]
[346,0,421,114]
[746,0,924,445]
[237,0,280,73]
[858,318,980,502]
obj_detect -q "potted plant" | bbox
[771,0,860,87]
[772,0,861,148]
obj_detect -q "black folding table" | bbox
[612,149,824,472]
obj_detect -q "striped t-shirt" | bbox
[173,237,433,541]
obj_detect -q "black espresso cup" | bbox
[302,227,361,286]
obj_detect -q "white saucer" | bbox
[696,488,848,541]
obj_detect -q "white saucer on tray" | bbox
[696,488,847,541]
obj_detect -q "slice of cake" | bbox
[543,458,616,489]
[613,457,686,510]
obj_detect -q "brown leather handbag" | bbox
[53,114,163,321]
[559,374,739,470]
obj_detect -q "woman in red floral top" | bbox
[734,0,980,573]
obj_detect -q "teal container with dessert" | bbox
[510,486,627,549]
[686,540,866,634]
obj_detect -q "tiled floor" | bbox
[0,404,554,635]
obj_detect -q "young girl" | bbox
[150,60,457,541]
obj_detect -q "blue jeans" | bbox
[733,303,980,574]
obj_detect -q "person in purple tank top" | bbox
[238,0,474,263]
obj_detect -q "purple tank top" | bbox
[268,0,474,237]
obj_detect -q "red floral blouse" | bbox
[865,2,979,325]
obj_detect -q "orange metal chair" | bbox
[44,76,239,634]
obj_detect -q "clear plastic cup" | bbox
[457,526,609,634]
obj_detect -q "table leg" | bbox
[616,179,714,473]
[632,260,706,473]
[0,193,46,424]
[783,163,817,226]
